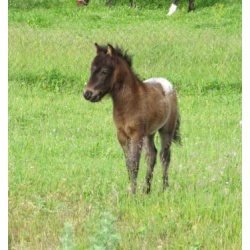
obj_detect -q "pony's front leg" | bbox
[117,129,129,159]
[117,130,131,181]
[126,137,143,194]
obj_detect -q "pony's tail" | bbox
[173,112,181,145]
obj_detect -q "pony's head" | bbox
[83,43,117,102]
[83,43,133,102]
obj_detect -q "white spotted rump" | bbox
[143,77,174,95]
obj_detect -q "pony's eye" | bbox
[91,65,97,73]
[102,68,109,74]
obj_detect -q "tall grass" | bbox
[8,1,241,249]
[8,83,242,249]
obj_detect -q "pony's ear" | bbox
[94,43,101,54]
[107,44,114,58]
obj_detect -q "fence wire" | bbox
[8,1,242,94]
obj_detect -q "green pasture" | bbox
[9,1,242,249]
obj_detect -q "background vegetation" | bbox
[9,0,241,249]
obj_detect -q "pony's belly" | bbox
[147,116,169,135]
[146,102,170,135]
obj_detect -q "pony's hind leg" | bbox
[143,134,157,194]
[188,0,195,12]
[159,126,173,191]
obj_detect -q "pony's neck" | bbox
[110,63,141,106]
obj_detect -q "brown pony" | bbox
[83,43,181,194]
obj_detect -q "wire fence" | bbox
[8,0,242,94]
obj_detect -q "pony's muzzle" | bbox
[83,90,93,100]
[83,89,101,102]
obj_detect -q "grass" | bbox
[8,1,241,249]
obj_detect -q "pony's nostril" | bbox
[84,90,92,100]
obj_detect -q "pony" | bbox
[83,43,181,194]
[167,0,195,15]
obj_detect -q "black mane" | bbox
[96,44,142,82]
[98,45,133,67]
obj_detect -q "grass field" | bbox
[8,1,242,249]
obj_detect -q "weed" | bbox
[88,212,120,250]
[59,222,76,250]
